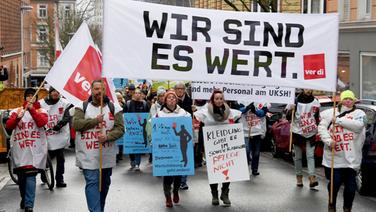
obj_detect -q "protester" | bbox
[39,87,72,187]
[124,88,149,171]
[115,92,126,163]
[155,89,191,208]
[192,99,207,168]
[241,102,270,176]
[124,84,136,102]
[318,90,366,212]
[174,82,193,190]
[6,88,48,212]
[286,89,320,188]
[73,79,124,212]
[194,89,241,207]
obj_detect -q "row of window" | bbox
[339,0,373,21]
[38,4,72,18]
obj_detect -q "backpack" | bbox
[83,101,115,116]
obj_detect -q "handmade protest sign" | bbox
[152,117,194,176]
[123,113,151,154]
[203,123,249,184]
[103,0,338,91]
[191,81,295,104]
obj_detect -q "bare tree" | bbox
[223,0,278,12]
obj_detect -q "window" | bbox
[360,53,376,99]
[38,4,47,18]
[358,0,372,20]
[252,0,280,12]
[337,52,350,91]
[37,26,47,42]
[38,51,49,67]
[64,5,71,18]
[338,0,350,21]
[302,0,324,14]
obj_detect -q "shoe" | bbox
[211,190,219,206]
[180,183,189,190]
[25,207,33,212]
[252,171,260,176]
[173,193,179,204]
[309,175,319,188]
[165,196,173,208]
[343,207,351,212]
[129,165,135,171]
[296,175,303,187]
[134,165,141,171]
[20,200,25,209]
[328,204,336,212]
[220,188,231,206]
[56,182,67,188]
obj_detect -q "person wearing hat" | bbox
[125,84,136,102]
[155,89,191,208]
[318,90,367,212]
[6,88,49,211]
[39,87,72,188]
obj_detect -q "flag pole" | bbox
[289,108,295,152]
[99,79,104,192]
[330,92,337,204]
[25,80,46,110]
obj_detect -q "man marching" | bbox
[73,79,124,212]
[40,87,72,187]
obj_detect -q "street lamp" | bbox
[20,4,33,87]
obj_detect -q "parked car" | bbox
[355,100,376,196]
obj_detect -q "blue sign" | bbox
[113,78,128,89]
[152,117,194,176]
[123,113,151,154]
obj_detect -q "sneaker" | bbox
[56,182,67,188]
[25,207,33,212]
[134,165,141,171]
[173,193,179,204]
[252,171,260,176]
[180,183,189,190]
[129,166,135,171]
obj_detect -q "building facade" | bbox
[0,0,23,88]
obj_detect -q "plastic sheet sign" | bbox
[103,0,338,91]
[203,123,250,184]
[152,117,194,176]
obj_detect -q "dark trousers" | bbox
[249,135,262,172]
[194,141,204,167]
[163,176,182,197]
[49,148,65,183]
[210,182,230,192]
[324,167,357,209]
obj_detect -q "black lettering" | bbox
[223,19,241,45]
[285,23,304,47]
[192,16,211,42]
[263,22,283,47]
[173,45,193,72]
[244,21,260,46]
[231,49,249,76]
[170,14,188,40]
[143,11,168,38]
[151,43,171,70]
[254,51,272,77]
[206,47,229,74]
[275,51,295,78]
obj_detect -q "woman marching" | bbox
[318,90,366,212]
[194,89,241,207]
[155,89,191,208]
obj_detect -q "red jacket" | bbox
[6,101,48,130]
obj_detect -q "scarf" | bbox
[208,103,230,122]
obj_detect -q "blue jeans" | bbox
[181,175,187,184]
[129,154,141,166]
[245,135,262,172]
[83,168,112,212]
[17,172,37,209]
[325,167,357,209]
[293,142,315,176]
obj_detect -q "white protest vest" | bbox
[10,107,48,169]
[40,98,71,150]
[75,102,122,169]
[320,108,366,170]
[291,99,320,138]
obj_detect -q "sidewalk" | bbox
[0,163,10,192]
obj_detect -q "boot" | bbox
[343,207,351,212]
[328,204,336,212]
[220,188,231,206]
[296,175,303,187]
[173,192,179,204]
[211,190,219,206]
[309,175,319,188]
[165,195,173,208]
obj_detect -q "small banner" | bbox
[123,113,151,154]
[203,123,250,184]
[152,117,194,176]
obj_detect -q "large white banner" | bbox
[203,124,249,184]
[103,0,338,91]
[191,81,295,104]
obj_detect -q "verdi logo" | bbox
[303,54,326,80]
